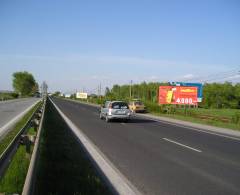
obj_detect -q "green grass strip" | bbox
[151,112,240,131]
[0,101,41,156]
[27,127,37,136]
[0,145,31,194]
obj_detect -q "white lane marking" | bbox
[163,138,202,153]
[121,123,126,125]
[138,115,240,142]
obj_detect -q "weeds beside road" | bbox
[0,102,41,155]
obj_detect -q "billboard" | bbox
[159,86,198,105]
[76,92,88,99]
[65,94,71,98]
[172,82,203,102]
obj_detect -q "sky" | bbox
[0,0,240,93]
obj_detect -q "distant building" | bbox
[65,94,71,98]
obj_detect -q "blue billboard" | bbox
[171,82,203,102]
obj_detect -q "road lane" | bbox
[52,98,240,195]
[0,98,40,137]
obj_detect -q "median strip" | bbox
[32,98,112,194]
[163,138,202,153]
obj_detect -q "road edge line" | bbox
[0,99,41,138]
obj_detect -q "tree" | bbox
[105,87,111,96]
[53,91,61,96]
[12,71,38,96]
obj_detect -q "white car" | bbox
[99,101,131,122]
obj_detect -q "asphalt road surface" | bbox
[52,98,240,195]
[0,98,39,136]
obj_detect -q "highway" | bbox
[52,98,240,195]
[0,98,39,138]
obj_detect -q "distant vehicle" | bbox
[129,99,146,113]
[99,101,131,122]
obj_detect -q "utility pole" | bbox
[97,85,99,97]
[129,80,133,99]
[100,82,102,100]
[41,81,48,99]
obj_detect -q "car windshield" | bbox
[112,102,129,109]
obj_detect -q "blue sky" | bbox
[0,0,239,93]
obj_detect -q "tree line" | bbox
[105,82,240,109]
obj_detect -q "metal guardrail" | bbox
[22,98,46,195]
[0,100,42,178]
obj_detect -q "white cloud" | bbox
[225,74,240,80]
[183,74,194,79]
[0,53,233,91]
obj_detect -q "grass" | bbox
[187,108,239,118]
[173,107,236,117]
[151,111,240,131]
[0,102,41,155]
[27,127,37,136]
[33,99,112,195]
[0,102,41,194]
[0,145,31,194]
[0,93,17,101]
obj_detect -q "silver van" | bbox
[99,101,131,122]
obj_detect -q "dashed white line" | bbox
[136,114,240,142]
[163,138,202,153]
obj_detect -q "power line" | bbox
[180,69,240,83]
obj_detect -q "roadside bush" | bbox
[231,112,240,125]
[144,102,160,113]
[144,102,177,114]
[0,93,19,100]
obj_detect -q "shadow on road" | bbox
[128,118,156,123]
[110,118,156,123]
